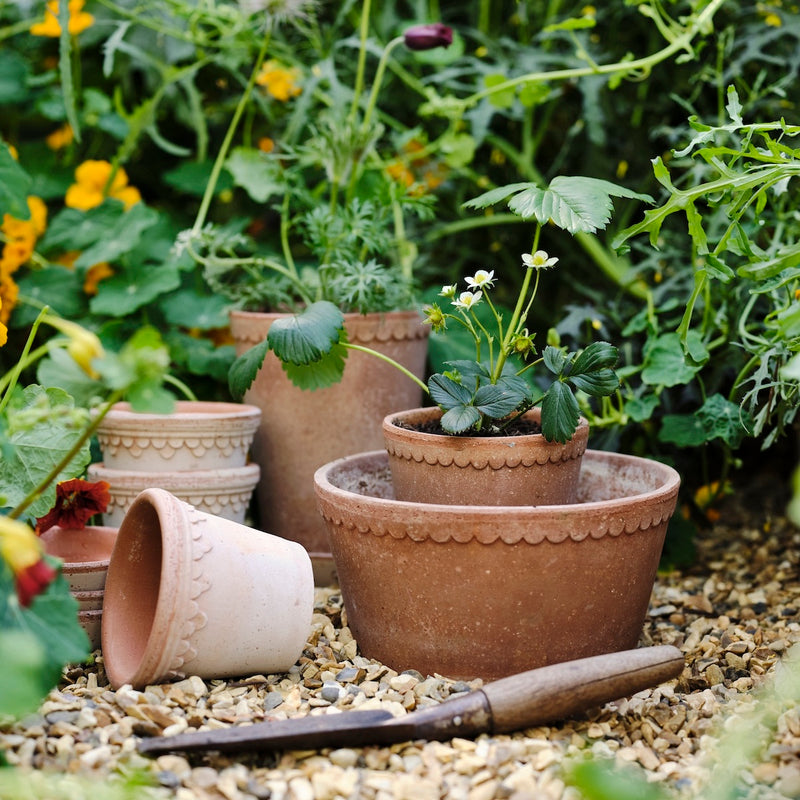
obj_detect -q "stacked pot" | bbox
[39,524,118,648]
[88,401,262,526]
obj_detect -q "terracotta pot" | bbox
[314,449,680,680]
[39,524,118,649]
[383,406,589,506]
[102,488,314,689]
[87,463,260,526]
[39,525,118,592]
[95,401,261,471]
[230,309,429,583]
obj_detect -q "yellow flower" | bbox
[257,137,275,153]
[0,297,6,347]
[65,160,141,211]
[30,0,94,39]
[46,123,74,151]
[43,315,105,377]
[0,516,41,574]
[0,272,19,326]
[256,61,302,101]
[30,0,94,37]
[1,196,48,273]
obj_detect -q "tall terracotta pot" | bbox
[230,310,429,583]
[314,449,680,681]
[102,488,314,689]
[383,406,589,506]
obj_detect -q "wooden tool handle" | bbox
[482,645,684,734]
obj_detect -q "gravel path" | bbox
[2,485,800,800]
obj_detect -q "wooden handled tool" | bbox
[137,645,684,755]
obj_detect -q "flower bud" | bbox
[403,23,453,51]
[44,315,105,378]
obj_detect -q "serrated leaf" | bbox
[281,343,347,390]
[540,381,580,443]
[267,301,345,366]
[543,346,567,374]
[697,393,751,447]
[571,341,619,374]
[428,373,474,407]
[229,339,270,399]
[570,369,620,396]
[726,85,743,125]
[440,404,481,434]
[492,176,653,234]
[462,183,536,212]
[473,383,525,417]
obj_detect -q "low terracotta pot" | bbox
[39,524,118,649]
[102,488,314,689]
[314,449,680,680]
[383,406,589,506]
[87,463,260,526]
[95,401,261,471]
[230,309,429,583]
[39,525,118,592]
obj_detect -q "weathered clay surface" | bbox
[315,449,680,679]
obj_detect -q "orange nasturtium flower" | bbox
[65,160,141,211]
[46,123,74,151]
[36,478,111,534]
[0,516,57,608]
[255,61,302,101]
[30,0,94,37]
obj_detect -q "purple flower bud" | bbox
[403,23,453,51]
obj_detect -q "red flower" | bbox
[36,478,110,533]
[16,558,57,607]
[403,23,453,51]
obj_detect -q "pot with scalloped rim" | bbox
[383,406,589,507]
[314,449,680,681]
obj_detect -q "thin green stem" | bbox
[461,0,726,108]
[192,30,272,234]
[8,389,126,520]
[343,343,429,393]
[348,0,372,126]
[0,308,51,416]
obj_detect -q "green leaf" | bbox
[439,132,477,169]
[726,85,743,125]
[468,176,653,234]
[473,383,525,417]
[14,267,85,326]
[543,345,567,374]
[0,387,91,517]
[540,381,580,443]
[440,404,481,434]
[697,393,751,447]
[0,142,32,219]
[641,333,703,387]
[625,394,659,423]
[229,339,269,399]
[571,341,619,374]
[226,147,287,203]
[0,51,29,105]
[267,301,345,366]
[158,288,231,330]
[163,161,234,197]
[75,202,160,268]
[280,343,347,391]
[544,16,596,32]
[89,261,181,316]
[41,204,126,251]
[0,629,50,718]
[428,373,474,407]
[658,414,707,447]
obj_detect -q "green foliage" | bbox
[465,177,653,235]
[0,564,89,719]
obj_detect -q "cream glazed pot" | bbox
[101,488,314,689]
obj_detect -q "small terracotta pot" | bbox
[230,309,429,583]
[87,463,260,526]
[315,449,680,680]
[95,401,261,471]
[39,525,118,648]
[102,488,314,689]
[39,525,118,592]
[383,407,589,506]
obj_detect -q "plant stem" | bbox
[0,308,50,416]
[191,30,272,235]
[8,389,125,520]
[343,343,429,393]
[348,0,372,127]
[461,0,726,108]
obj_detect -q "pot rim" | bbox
[39,525,118,568]
[314,449,681,544]
[102,488,195,686]
[98,400,261,424]
[88,463,260,486]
